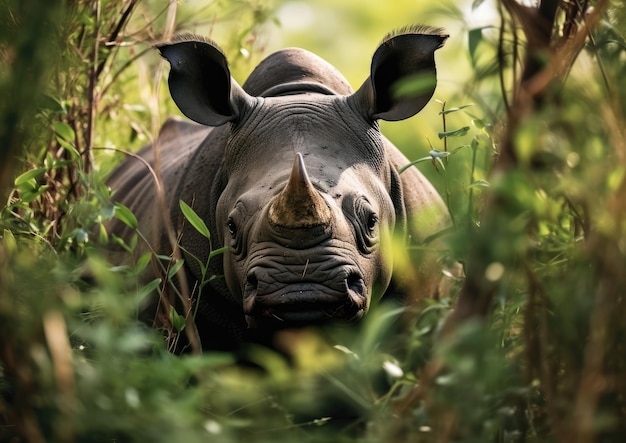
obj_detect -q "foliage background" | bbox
[1,0,625,442]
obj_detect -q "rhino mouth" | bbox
[243,273,368,328]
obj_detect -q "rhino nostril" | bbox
[246,273,258,292]
[346,272,365,295]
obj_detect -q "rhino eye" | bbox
[366,213,379,233]
[226,218,237,238]
[343,195,378,254]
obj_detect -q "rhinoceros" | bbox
[106,25,451,351]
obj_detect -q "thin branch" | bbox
[497,1,511,112]
[84,0,100,175]
[95,0,138,79]
[98,46,153,100]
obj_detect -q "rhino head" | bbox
[157,27,448,330]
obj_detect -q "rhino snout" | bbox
[243,266,368,328]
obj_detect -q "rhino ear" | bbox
[351,26,448,121]
[157,37,253,126]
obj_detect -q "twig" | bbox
[84,0,100,175]
[95,0,138,79]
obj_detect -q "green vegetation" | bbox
[1,0,625,442]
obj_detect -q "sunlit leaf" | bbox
[472,118,485,129]
[73,228,89,244]
[382,360,404,378]
[439,104,474,115]
[180,200,210,239]
[40,94,67,114]
[137,278,162,300]
[3,229,17,253]
[208,246,228,260]
[100,203,116,220]
[167,258,185,280]
[56,137,81,160]
[434,156,446,171]
[436,372,459,386]
[135,252,152,274]
[333,345,359,359]
[114,203,138,229]
[438,126,470,139]
[110,264,134,274]
[14,168,46,186]
[53,120,76,142]
[20,185,50,203]
[429,149,452,158]
[313,417,332,427]
[170,305,186,333]
[398,156,432,174]
[468,27,494,67]
[98,223,109,244]
[468,179,491,189]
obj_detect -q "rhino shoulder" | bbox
[106,117,212,255]
[158,116,207,142]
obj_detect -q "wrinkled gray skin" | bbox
[107,26,451,351]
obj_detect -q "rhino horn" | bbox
[268,153,331,228]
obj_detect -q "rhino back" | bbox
[107,117,212,259]
[106,117,250,349]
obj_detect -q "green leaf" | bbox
[170,305,186,333]
[3,229,17,254]
[398,156,432,174]
[333,345,358,358]
[114,203,138,229]
[20,185,50,203]
[179,200,210,239]
[98,223,109,244]
[439,104,474,115]
[40,95,67,114]
[429,149,452,159]
[73,228,89,244]
[468,28,482,67]
[468,27,494,67]
[468,179,491,189]
[14,168,46,186]
[53,121,76,142]
[208,246,228,260]
[110,264,134,274]
[167,258,185,280]
[438,126,470,139]
[137,278,162,300]
[434,156,446,171]
[135,252,153,274]
[56,137,81,160]
[472,119,485,129]
[100,203,116,220]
